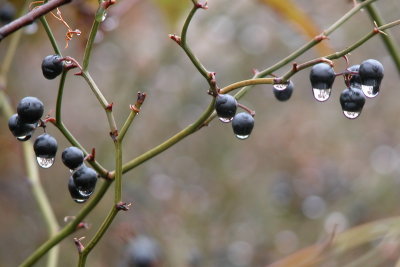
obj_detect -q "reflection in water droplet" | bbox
[74,198,87,204]
[78,189,93,198]
[236,134,249,140]
[101,12,107,22]
[36,157,55,168]
[273,84,288,91]
[312,88,331,102]
[343,110,360,119]
[17,135,31,141]
[361,85,378,98]
[219,117,233,123]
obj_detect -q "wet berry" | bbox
[17,96,44,124]
[273,80,294,102]
[232,112,254,139]
[359,59,384,98]
[309,63,335,102]
[0,2,16,24]
[33,133,58,168]
[347,65,362,89]
[8,113,36,141]
[68,176,89,203]
[340,87,366,119]
[72,165,98,197]
[41,54,64,79]
[62,147,85,170]
[215,94,237,122]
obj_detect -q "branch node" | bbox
[168,34,181,45]
[195,0,208,9]
[73,237,85,253]
[105,102,114,111]
[116,202,132,211]
[110,130,119,142]
[84,148,96,162]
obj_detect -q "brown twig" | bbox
[0,0,73,42]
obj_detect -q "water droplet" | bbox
[236,134,249,140]
[36,157,55,168]
[101,12,107,22]
[74,198,87,203]
[273,84,288,91]
[343,110,360,119]
[312,88,331,102]
[219,117,233,123]
[78,189,93,198]
[361,85,378,98]
[17,135,31,141]
[75,29,81,36]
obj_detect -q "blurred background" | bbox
[1,0,400,266]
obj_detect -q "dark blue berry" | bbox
[273,80,294,102]
[41,54,64,80]
[62,147,84,170]
[68,176,89,203]
[359,59,384,98]
[310,63,335,102]
[33,134,58,168]
[347,65,361,89]
[215,94,237,122]
[231,112,254,139]
[17,96,44,124]
[8,113,36,141]
[125,236,160,267]
[340,87,365,119]
[72,166,98,197]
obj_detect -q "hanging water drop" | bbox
[77,188,93,198]
[273,84,288,91]
[74,198,87,204]
[236,134,249,140]
[101,12,107,22]
[313,88,331,102]
[361,85,378,98]
[17,135,31,141]
[36,157,55,168]
[343,111,360,119]
[219,117,233,123]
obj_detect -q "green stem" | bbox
[82,21,100,71]
[117,98,216,177]
[179,5,210,81]
[39,16,62,56]
[219,78,275,94]
[81,71,117,135]
[364,3,400,75]
[18,180,112,267]
[78,207,119,267]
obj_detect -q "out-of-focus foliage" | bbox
[1,0,400,266]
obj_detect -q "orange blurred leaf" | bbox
[258,0,333,56]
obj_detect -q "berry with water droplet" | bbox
[359,59,384,98]
[347,65,362,89]
[8,113,36,141]
[41,54,64,80]
[232,112,254,139]
[33,133,58,168]
[309,63,335,102]
[215,94,237,122]
[73,165,98,197]
[68,176,89,203]
[17,96,44,124]
[273,80,294,102]
[340,87,365,119]
[62,147,84,170]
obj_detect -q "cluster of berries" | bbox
[63,147,98,203]
[8,96,58,168]
[7,53,97,203]
[309,58,384,119]
[215,94,255,139]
